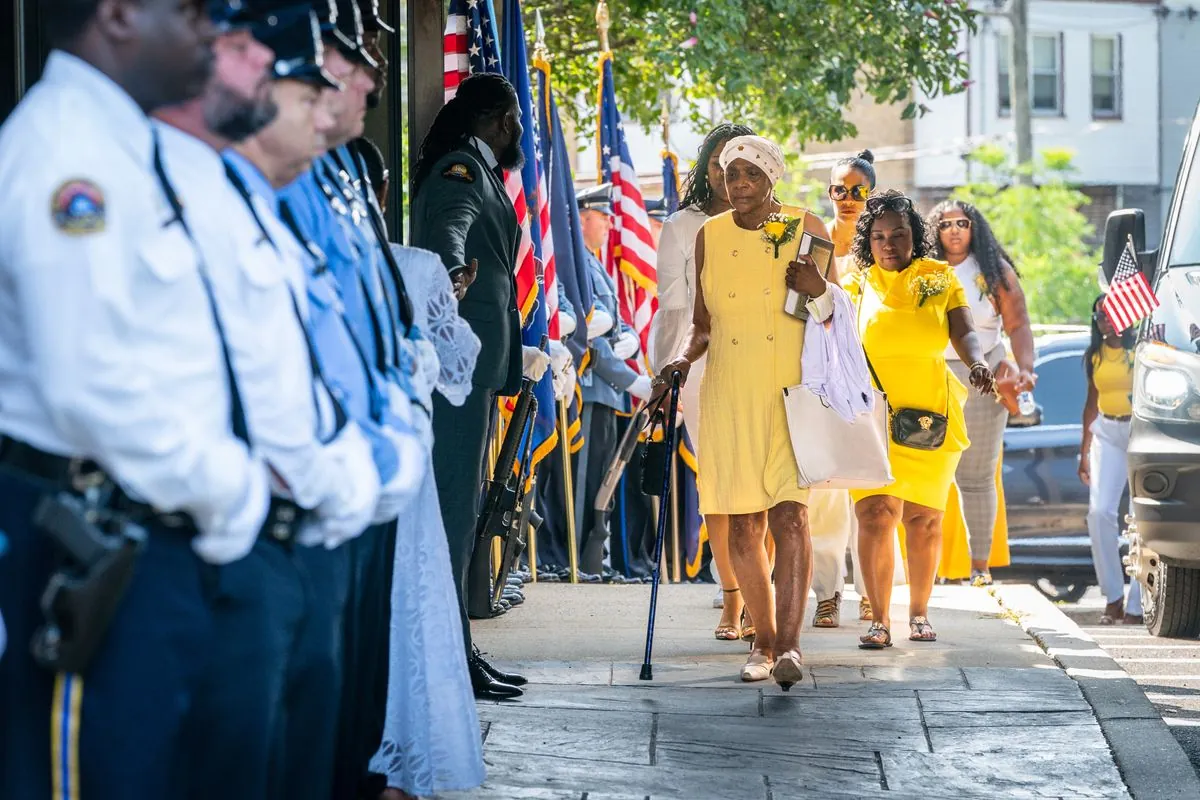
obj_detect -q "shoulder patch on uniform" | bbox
[51,179,106,235]
[442,162,475,183]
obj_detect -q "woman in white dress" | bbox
[807,151,876,628]
[649,123,759,640]
[357,147,486,800]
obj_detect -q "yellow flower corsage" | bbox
[759,213,803,258]
[974,272,989,301]
[909,261,952,308]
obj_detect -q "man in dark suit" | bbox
[409,73,549,701]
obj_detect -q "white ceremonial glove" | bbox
[548,338,573,373]
[587,309,614,340]
[521,345,552,381]
[372,424,427,524]
[310,422,382,549]
[192,458,271,565]
[559,312,577,337]
[612,330,640,360]
[548,339,575,401]
[627,374,653,402]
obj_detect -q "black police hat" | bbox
[576,183,614,217]
[208,0,256,31]
[357,0,393,34]
[254,6,343,89]
[315,0,378,69]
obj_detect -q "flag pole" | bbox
[536,9,580,586]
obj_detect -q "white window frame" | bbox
[1090,34,1122,119]
[1030,33,1063,116]
[996,32,1064,117]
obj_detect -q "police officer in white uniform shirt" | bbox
[152,2,383,796]
[0,2,276,798]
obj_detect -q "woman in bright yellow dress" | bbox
[656,135,835,690]
[842,191,995,648]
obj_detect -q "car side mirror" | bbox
[1102,209,1158,285]
[1007,403,1043,428]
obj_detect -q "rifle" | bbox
[475,339,545,607]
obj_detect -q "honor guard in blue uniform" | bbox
[409,72,553,702]
[574,185,653,578]
[157,4,386,798]
[276,3,427,796]
[0,3,285,797]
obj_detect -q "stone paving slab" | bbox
[457,584,1132,799]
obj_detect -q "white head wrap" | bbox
[719,135,785,184]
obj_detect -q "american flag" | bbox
[1102,236,1159,333]
[442,0,498,102]
[499,0,558,465]
[597,52,657,358]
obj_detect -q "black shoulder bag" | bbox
[857,282,949,452]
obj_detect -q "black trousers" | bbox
[331,522,395,800]
[534,436,572,570]
[432,385,495,652]
[576,403,619,575]
[616,434,658,578]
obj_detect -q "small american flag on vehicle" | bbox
[1101,236,1159,333]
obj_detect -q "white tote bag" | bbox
[781,385,893,490]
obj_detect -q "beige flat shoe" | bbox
[772,650,804,691]
[740,652,773,682]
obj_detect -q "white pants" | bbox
[1087,417,1142,615]
[810,490,864,600]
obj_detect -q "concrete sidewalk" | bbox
[450,583,1174,799]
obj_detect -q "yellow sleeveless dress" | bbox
[697,206,810,515]
[844,260,971,511]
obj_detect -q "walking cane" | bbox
[639,370,682,681]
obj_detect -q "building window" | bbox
[1091,34,1121,118]
[1031,34,1062,114]
[997,32,1063,116]
[998,33,1011,114]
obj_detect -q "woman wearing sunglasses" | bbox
[1080,296,1141,625]
[846,191,995,649]
[928,200,1036,585]
[809,151,876,629]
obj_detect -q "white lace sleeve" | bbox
[425,264,480,406]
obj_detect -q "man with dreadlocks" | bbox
[410,71,550,702]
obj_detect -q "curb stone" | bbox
[991,583,1200,800]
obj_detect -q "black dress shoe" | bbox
[502,588,525,605]
[601,568,629,584]
[470,658,523,700]
[474,648,528,686]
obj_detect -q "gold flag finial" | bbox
[534,8,549,61]
[660,95,670,146]
[596,0,611,52]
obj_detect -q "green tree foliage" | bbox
[953,145,1099,324]
[525,0,976,143]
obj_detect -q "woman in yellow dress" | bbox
[655,135,834,689]
[844,191,995,648]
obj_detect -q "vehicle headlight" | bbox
[1134,343,1200,422]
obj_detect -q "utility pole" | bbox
[1009,0,1033,183]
